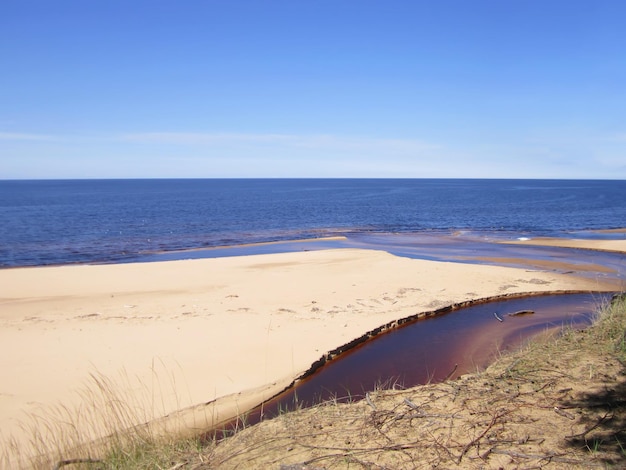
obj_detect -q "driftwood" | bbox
[508,310,535,317]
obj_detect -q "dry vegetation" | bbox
[3,295,625,470]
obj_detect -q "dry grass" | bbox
[3,294,625,469]
[0,361,190,470]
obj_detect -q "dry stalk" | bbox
[457,409,511,464]
[52,458,102,470]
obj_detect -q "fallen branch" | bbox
[493,312,504,322]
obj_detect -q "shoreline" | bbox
[146,235,349,254]
[3,227,626,270]
[1,241,623,460]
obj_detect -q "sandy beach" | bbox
[0,245,619,454]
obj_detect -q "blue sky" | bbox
[1,1,625,179]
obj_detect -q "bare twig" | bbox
[403,398,419,410]
[553,407,576,420]
[403,411,458,419]
[566,411,612,439]
[490,449,589,465]
[400,398,456,418]
[167,463,187,470]
[502,358,521,376]
[443,363,458,382]
[458,410,508,463]
[53,458,102,470]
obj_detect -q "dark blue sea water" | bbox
[1,179,625,267]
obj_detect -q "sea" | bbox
[1,178,625,268]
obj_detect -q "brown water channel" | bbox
[212,291,613,437]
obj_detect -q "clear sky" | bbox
[1,0,625,179]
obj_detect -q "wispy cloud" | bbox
[0,132,59,141]
[121,132,440,154]
[121,132,293,144]
[4,128,623,178]
[1,130,440,154]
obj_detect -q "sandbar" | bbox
[0,247,617,452]
[501,236,626,253]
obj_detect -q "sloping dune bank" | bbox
[0,244,620,461]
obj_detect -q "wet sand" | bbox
[0,245,620,451]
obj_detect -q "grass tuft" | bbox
[0,364,187,469]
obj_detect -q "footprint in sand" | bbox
[74,313,100,319]
[517,278,551,285]
[227,307,251,313]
